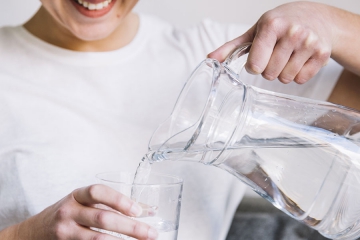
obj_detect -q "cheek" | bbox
[115,0,139,18]
[40,0,67,21]
[40,0,79,33]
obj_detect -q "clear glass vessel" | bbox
[96,172,183,240]
[148,43,360,239]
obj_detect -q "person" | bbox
[0,1,359,239]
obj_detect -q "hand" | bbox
[12,184,158,240]
[209,2,337,84]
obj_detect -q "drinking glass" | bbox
[95,171,183,240]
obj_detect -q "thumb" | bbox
[207,24,256,62]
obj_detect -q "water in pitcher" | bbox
[138,42,360,239]
[148,130,360,239]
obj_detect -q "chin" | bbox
[70,24,117,41]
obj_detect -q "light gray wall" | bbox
[0,0,40,26]
[134,0,360,27]
[1,0,359,27]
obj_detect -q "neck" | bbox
[23,6,139,52]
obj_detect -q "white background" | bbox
[1,0,359,27]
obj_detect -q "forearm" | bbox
[328,5,360,76]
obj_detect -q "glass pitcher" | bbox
[148,43,360,239]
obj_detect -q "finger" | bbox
[75,206,158,240]
[73,185,142,217]
[261,38,294,81]
[277,47,314,83]
[245,23,278,75]
[293,57,324,84]
[138,202,158,217]
[207,24,256,62]
[293,44,330,84]
[73,225,126,240]
[95,202,157,217]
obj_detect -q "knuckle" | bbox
[114,192,125,205]
[278,75,293,84]
[87,184,102,200]
[91,233,107,240]
[257,14,282,37]
[266,17,283,31]
[246,62,262,74]
[294,77,307,84]
[287,24,303,43]
[52,222,68,238]
[279,68,297,83]
[93,210,109,226]
[260,11,281,29]
[114,193,130,211]
[314,47,331,61]
[54,206,71,221]
[131,222,148,239]
[294,70,314,84]
[262,71,277,81]
[227,40,240,50]
[303,31,318,49]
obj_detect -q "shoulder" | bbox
[139,13,249,47]
[0,26,22,43]
[139,14,249,64]
[0,26,26,57]
[179,19,249,49]
[138,14,175,37]
[0,26,17,47]
[0,26,16,37]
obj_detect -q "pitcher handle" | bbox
[222,42,252,80]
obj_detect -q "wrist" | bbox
[328,6,360,75]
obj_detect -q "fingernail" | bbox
[148,228,158,240]
[141,205,158,217]
[246,64,261,75]
[130,202,142,217]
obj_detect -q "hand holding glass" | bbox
[96,172,183,240]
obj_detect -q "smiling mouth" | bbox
[75,0,113,10]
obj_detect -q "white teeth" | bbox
[88,3,96,10]
[95,3,104,10]
[76,0,112,11]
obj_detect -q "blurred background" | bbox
[1,0,360,27]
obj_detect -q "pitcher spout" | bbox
[148,57,251,164]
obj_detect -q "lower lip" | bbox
[70,0,117,18]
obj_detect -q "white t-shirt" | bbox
[0,14,342,239]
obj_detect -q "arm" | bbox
[0,185,158,240]
[324,69,360,135]
[209,1,360,83]
[328,70,360,110]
